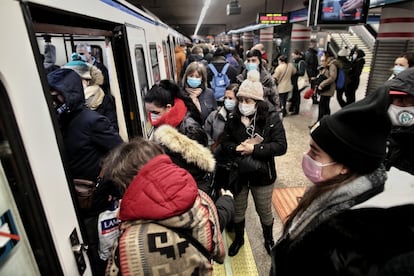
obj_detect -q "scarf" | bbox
[84,85,105,110]
[185,87,202,112]
[149,98,188,128]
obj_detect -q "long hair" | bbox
[102,137,164,193]
[283,172,360,233]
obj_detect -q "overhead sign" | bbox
[257,13,288,24]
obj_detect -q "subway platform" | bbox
[213,71,370,276]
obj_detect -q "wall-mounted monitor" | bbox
[315,0,370,25]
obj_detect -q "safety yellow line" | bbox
[213,231,259,275]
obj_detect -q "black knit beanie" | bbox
[310,97,392,174]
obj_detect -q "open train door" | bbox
[112,24,152,139]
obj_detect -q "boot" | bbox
[228,220,245,257]
[262,222,274,255]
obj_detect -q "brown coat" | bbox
[319,59,338,97]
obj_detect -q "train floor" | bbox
[213,72,370,276]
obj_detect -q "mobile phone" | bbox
[251,133,264,144]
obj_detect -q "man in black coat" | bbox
[304,39,319,104]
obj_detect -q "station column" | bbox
[367,1,414,94]
[290,23,312,55]
[259,26,274,66]
[243,31,254,56]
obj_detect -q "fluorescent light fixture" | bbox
[194,0,211,36]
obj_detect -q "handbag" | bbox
[74,179,97,209]
[298,71,310,92]
[236,155,268,174]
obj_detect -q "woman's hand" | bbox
[236,141,254,155]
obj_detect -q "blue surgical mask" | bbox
[393,65,406,76]
[246,63,258,71]
[224,99,236,111]
[187,77,202,88]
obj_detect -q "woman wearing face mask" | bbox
[204,84,239,193]
[144,78,203,136]
[221,70,287,257]
[182,61,217,124]
[270,93,414,275]
[237,49,281,112]
[388,52,414,80]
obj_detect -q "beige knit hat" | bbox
[237,70,264,101]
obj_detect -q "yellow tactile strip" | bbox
[272,187,306,223]
[213,230,259,276]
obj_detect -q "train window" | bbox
[90,45,104,64]
[149,43,161,84]
[162,41,171,80]
[134,46,152,138]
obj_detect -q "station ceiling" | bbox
[127,0,308,38]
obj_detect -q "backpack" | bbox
[297,60,306,77]
[208,63,230,100]
[336,67,346,90]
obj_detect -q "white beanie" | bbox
[237,70,264,101]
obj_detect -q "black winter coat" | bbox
[272,204,414,276]
[48,68,123,181]
[221,103,287,186]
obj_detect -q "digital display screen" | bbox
[316,0,370,25]
[257,13,289,24]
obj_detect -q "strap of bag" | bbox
[208,63,219,76]
[156,223,212,262]
[221,63,229,75]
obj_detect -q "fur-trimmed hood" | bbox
[153,124,216,172]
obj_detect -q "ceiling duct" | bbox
[227,1,241,15]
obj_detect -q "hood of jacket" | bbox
[47,68,85,112]
[119,154,198,221]
[153,124,216,172]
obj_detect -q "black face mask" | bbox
[51,93,68,115]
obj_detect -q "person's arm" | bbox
[215,189,234,233]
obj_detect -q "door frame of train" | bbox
[112,25,146,138]
[117,24,153,138]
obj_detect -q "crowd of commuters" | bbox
[46,39,414,275]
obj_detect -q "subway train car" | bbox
[0,0,188,275]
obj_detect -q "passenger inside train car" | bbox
[271,76,414,275]
[47,68,123,275]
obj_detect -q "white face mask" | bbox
[238,102,256,116]
[387,104,414,126]
[150,112,160,122]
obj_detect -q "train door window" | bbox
[0,81,60,275]
[91,45,104,64]
[134,46,152,137]
[162,41,171,80]
[149,43,161,84]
